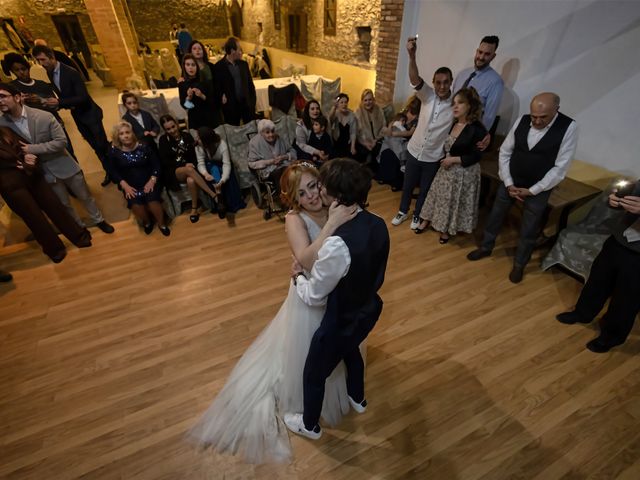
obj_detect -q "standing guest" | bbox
[188,40,222,127]
[354,89,385,165]
[467,92,578,283]
[376,105,419,191]
[108,121,169,236]
[3,52,76,157]
[328,93,357,159]
[32,45,112,186]
[415,87,487,243]
[248,119,296,196]
[177,24,193,57]
[452,35,504,132]
[295,100,327,162]
[32,38,89,81]
[556,181,640,353]
[0,125,92,263]
[179,54,214,130]
[0,83,114,234]
[158,114,218,223]
[214,37,256,126]
[196,126,246,222]
[121,92,160,151]
[390,37,455,230]
[306,115,333,165]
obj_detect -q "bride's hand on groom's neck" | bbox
[327,201,358,230]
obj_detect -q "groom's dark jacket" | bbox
[319,210,390,336]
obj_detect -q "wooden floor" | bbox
[2,180,640,480]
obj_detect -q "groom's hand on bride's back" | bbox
[327,201,358,229]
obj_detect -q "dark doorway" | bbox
[51,14,92,68]
[229,0,243,38]
[286,13,307,53]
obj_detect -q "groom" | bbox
[285,158,390,439]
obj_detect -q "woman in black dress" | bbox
[328,93,357,159]
[188,40,222,127]
[108,121,170,236]
[179,53,214,130]
[158,114,218,223]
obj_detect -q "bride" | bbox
[188,162,358,463]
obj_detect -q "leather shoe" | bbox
[586,336,623,353]
[509,265,524,284]
[143,223,154,235]
[50,250,67,263]
[100,173,111,187]
[0,269,13,282]
[159,225,171,236]
[467,248,491,261]
[96,221,115,234]
[556,311,591,325]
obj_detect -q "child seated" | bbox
[307,115,333,165]
[121,92,161,150]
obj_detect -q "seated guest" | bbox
[376,105,419,190]
[354,88,385,165]
[108,121,170,236]
[121,92,160,151]
[556,181,640,353]
[195,126,246,222]
[188,40,222,127]
[3,52,76,157]
[0,83,114,234]
[328,93,357,158]
[295,100,328,162]
[158,114,218,223]
[306,115,333,165]
[248,119,296,196]
[0,126,91,263]
[415,87,487,243]
[179,54,214,130]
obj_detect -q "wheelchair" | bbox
[249,170,286,221]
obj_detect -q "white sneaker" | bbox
[409,216,420,230]
[391,212,408,226]
[284,413,322,440]
[348,396,368,414]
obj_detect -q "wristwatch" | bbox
[293,272,305,285]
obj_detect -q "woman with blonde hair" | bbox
[415,87,488,242]
[354,88,386,165]
[189,162,357,463]
[108,121,169,235]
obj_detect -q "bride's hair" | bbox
[280,162,319,211]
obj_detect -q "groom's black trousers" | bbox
[302,306,380,429]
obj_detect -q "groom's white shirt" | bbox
[295,236,351,307]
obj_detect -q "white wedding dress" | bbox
[188,212,353,464]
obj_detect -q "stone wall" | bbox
[125,0,229,44]
[0,0,97,51]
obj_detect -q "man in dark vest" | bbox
[284,158,390,440]
[467,92,578,283]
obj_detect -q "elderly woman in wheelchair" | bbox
[248,119,296,218]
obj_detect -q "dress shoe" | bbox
[75,229,93,248]
[283,413,322,440]
[509,265,525,284]
[348,395,368,414]
[159,225,171,236]
[50,250,67,264]
[217,204,227,220]
[100,173,111,187]
[189,211,200,223]
[96,221,115,234]
[143,223,154,235]
[586,336,623,353]
[556,311,591,325]
[467,248,492,261]
[0,269,13,283]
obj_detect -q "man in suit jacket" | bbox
[214,37,256,126]
[32,45,112,186]
[0,83,114,234]
[285,158,390,439]
[467,92,578,283]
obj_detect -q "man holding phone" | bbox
[557,181,640,353]
[467,92,578,283]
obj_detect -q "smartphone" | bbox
[614,179,635,198]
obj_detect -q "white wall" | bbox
[394,0,640,176]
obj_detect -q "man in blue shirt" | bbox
[453,35,504,132]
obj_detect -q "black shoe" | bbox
[217,206,227,219]
[556,311,591,325]
[586,336,623,354]
[467,248,492,261]
[96,221,115,234]
[509,265,524,284]
[50,250,67,263]
[0,269,12,282]
[189,211,200,223]
[100,173,111,187]
[226,213,235,226]
[159,225,171,236]
[143,223,154,235]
